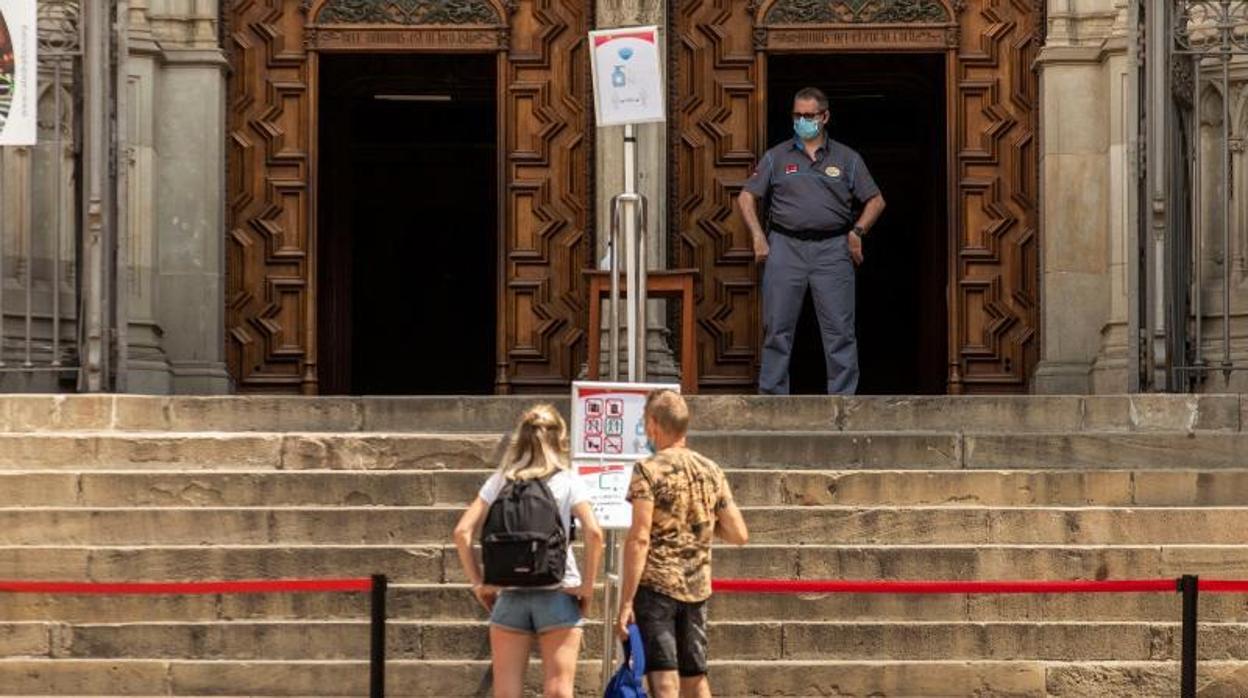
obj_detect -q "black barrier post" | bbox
[1180,575,1198,698]
[371,574,387,698]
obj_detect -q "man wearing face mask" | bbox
[616,389,749,698]
[737,86,886,395]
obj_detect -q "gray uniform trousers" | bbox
[759,232,858,395]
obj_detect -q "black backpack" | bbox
[480,477,569,587]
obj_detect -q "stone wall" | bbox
[0,0,230,393]
[1034,0,1248,394]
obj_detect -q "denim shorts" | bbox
[490,589,585,634]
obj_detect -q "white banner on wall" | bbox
[0,0,36,145]
[588,25,665,127]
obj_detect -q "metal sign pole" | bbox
[601,521,619,689]
[572,381,674,695]
[603,121,642,689]
[623,123,639,384]
[588,25,663,688]
[609,196,622,382]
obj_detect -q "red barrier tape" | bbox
[1198,580,1248,593]
[712,579,1181,594]
[0,578,374,595]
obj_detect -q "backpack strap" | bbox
[535,474,576,542]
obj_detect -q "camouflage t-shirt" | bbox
[626,446,734,603]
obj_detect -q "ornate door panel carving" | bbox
[497,0,592,393]
[227,0,591,393]
[672,0,1039,393]
[226,0,314,392]
[949,0,1039,391]
[671,0,763,392]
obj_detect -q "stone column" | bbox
[1090,37,1135,392]
[142,0,230,393]
[594,0,680,383]
[120,19,176,392]
[1032,0,1117,394]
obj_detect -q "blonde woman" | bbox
[453,404,604,698]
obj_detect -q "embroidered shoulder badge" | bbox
[825,166,841,178]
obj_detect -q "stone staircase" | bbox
[2,394,1248,696]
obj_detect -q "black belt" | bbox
[770,224,849,241]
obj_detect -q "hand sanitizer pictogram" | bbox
[609,45,645,110]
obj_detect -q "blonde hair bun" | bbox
[501,404,571,481]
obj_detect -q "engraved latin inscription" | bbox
[765,27,948,49]
[306,27,501,49]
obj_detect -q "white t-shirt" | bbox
[478,469,590,588]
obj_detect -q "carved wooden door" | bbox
[226,0,591,393]
[671,0,762,392]
[226,0,315,392]
[948,0,1040,392]
[672,0,1040,393]
[495,0,593,394]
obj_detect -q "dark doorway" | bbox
[317,54,497,395]
[765,53,948,395]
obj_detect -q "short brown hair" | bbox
[793,86,829,112]
[645,389,689,437]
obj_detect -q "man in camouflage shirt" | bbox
[616,389,749,698]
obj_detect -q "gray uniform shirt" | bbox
[742,137,880,235]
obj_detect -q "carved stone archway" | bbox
[671,0,1040,393]
[225,0,592,393]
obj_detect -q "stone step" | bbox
[14,619,1248,662]
[10,506,1248,546]
[710,432,1248,470]
[8,544,1248,583]
[736,468,1248,507]
[4,431,1248,470]
[0,431,957,471]
[10,583,1248,624]
[961,432,1248,470]
[6,581,1248,623]
[0,433,506,471]
[7,468,1248,508]
[2,394,1242,434]
[0,657,1242,696]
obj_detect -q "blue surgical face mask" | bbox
[644,438,657,455]
[793,117,821,141]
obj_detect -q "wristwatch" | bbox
[851,225,866,238]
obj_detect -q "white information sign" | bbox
[588,26,665,127]
[570,380,679,529]
[0,0,36,146]
[574,460,633,529]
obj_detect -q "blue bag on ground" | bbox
[604,623,648,698]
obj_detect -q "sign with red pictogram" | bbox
[571,381,680,528]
